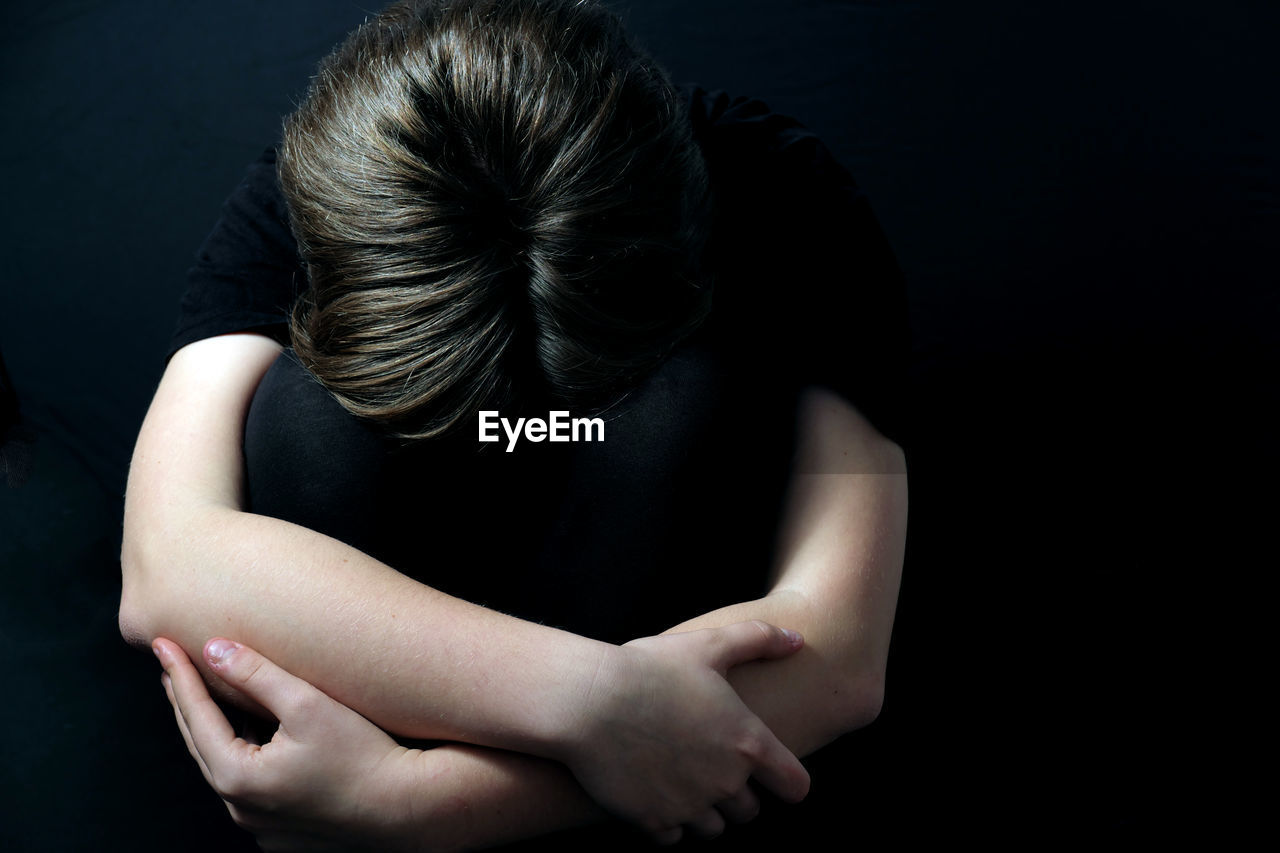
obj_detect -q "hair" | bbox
[280,0,713,439]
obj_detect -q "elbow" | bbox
[118,589,154,652]
[836,669,887,734]
[118,531,161,651]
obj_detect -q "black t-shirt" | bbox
[173,84,908,640]
[169,85,909,851]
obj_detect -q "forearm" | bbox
[385,408,908,849]
[666,389,908,757]
[394,593,889,850]
[387,745,606,852]
[125,505,610,747]
[127,336,820,847]
[120,334,609,750]
[664,588,883,758]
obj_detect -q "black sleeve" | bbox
[684,86,911,447]
[168,147,305,359]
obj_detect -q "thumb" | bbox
[203,638,323,726]
[705,620,804,671]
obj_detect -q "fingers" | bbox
[686,808,725,839]
[227,706,276,747]
[745,727,811,805]
[715,786,761,824]
[197,637,320,727]
[706,620,804,671]
[650,803,734,845]
[154,638,242,768]
[160,669,216,788]
[647,788,762,845]
[649,827,682,846]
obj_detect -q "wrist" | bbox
[369,747,473,853]
[523,638,620,763]
[345,747,442,853]
[394,744,608,852]
[551,641,670,774]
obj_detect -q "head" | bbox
[280,0,713,439]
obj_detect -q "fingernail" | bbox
[151,641,163,662]
[206,638,240,666]
[783,629,803,646]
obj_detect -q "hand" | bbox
[153,637,424,852]
[563,621,812,844]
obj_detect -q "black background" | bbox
[1,1,1273,848]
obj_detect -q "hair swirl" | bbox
[280,0,713,438]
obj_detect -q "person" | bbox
[120,0,909,849]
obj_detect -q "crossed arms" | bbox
[119,332,907,849]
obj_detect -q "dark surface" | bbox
[1,1,1273,848]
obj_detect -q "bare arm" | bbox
[665,386,907,754]
[154,383,906,851]
[122,333,808,835]
[407,387,907,845]
[121,334,606,749]
[420,386,907,840]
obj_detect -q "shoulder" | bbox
[679,84,859,200]
[170,146,304,359]
[676,84,871,278]
[677,85,910,448]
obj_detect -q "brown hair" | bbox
[280,0,713,439]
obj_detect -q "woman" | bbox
[121,1,908,849]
